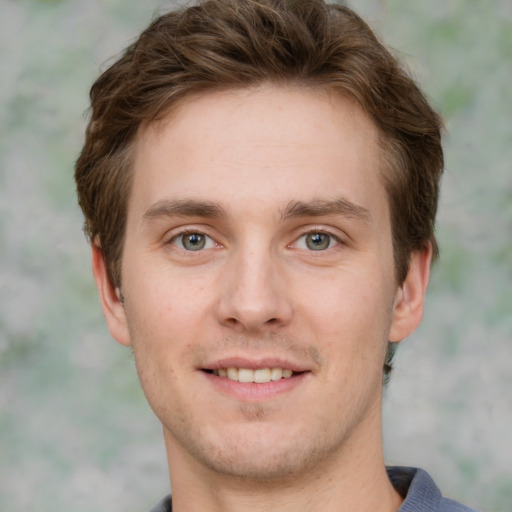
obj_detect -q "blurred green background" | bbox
[0,0,510,510]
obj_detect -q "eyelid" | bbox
[291,228,345,250]
[166,227,220,250]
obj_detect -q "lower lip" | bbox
[201,371,309,402]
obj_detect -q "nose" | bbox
[215,246,293,333]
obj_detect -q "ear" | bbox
[389,244,432,343]
[91,244,131,347]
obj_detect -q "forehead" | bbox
[130,85,385,220]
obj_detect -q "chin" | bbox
[198,448,316,482]
[176,421,339,483]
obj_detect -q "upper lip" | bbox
[201,356,312,373]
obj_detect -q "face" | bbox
[94,85,429,482]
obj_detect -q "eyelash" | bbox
[167,229,218,251]
[167,227,343,252]
[292,229,343,251]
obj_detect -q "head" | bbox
[75,0,443,289]
[75,0,443,476]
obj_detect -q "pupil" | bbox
[184,233,205,250]
[306,233,329,250]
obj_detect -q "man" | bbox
[75,1,478,511]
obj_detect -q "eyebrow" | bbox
[282,198,371,222]
[141,197,370,224]
[142,199,228,222]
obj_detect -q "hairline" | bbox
[105,82,415,288]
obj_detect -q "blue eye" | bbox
[172,232,215,251]
[296,232,339,251]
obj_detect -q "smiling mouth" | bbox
[203,367,298,383]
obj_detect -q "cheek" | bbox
[295,269,395,373]
[122,265,218,378]
[299,269,393,330]
[126,257,213,318]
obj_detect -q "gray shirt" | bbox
[149,466,479,512]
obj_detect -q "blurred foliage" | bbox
[0,0,510,510]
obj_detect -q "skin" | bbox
[93,85,431,512]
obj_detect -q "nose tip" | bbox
[215,258,292,333]
[222,310,281,332]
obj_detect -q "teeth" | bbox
[254,368,271,383]
[238,368,254,383]
[271,368,283,380]
[213,367,295,383]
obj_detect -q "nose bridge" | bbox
[216,235,292,331]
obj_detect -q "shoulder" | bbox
[387,466,480,512]
[148,494,172,512]
[150,469,480,512]
[440,497,481,512]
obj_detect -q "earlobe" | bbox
[389,245,432,343]
[91,244,131,347]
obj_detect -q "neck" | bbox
[164,406,403,512]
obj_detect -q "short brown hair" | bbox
[75,0,443,288]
